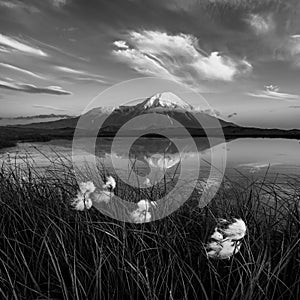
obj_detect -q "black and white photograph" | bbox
[1,0,300,299]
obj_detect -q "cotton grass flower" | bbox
[71,181,96,211]
[71,177,117,210]
[206,218,247,260]
[91,176,116,204]
[143,177,151,187]
[130,199,157,223]
[72,194,93,211]
[210,229,224,241]
[137,199,157,211]
[130,209,152,223]
[79,181,96,195]
[103,175,116,191]
[219,218,247,241]
[207,240,242,260]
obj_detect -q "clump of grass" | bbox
[0,154,300,299]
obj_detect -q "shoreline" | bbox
[1,125,300,150]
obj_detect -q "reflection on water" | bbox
[1,138,300,182]
[144,154,181,170]
[226,138,300,178]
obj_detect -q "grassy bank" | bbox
[0,126,74,150]
[0,140,16,149]
[0,157,300,299]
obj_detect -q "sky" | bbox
[0,0,300,129]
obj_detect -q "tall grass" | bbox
[0,154,300,299]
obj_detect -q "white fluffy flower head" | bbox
[130,199,157,223]
[130,210,152,223]
[219,218,247,240]
[79,181,96,195]
[206,217,247,260]
[137,199,157,211]
[103,176,116,191]
[71,181,96,211]
[207,240,242,260]
[71,193,93,211]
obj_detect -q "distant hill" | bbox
[0,114,74,127]
[0,114,73,120]
[12,114,73,120]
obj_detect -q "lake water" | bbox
[1,138,300,185]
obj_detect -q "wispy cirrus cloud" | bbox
[246,13,275,35]
[156,0,282,13]
[52,0,69,8]
[32,104,67,111]
[55,66,108,84]
[56,66,87,75]
[0,63,45,79]
[0,79,71,95]
[112,30,252,90]
[275,35,300,67]
[0,34,47,56]
[0,46,9,53]
[0,0,40,12]
[0,0,19,9]
[27,36,89,62]
[247,85,299,101]
[73,77,108,84]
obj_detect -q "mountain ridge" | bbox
[17,92,236,132]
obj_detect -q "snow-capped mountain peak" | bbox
[142,92,193,110]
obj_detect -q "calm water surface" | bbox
[1,138,300,182]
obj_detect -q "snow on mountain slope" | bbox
[140,92,193,110]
